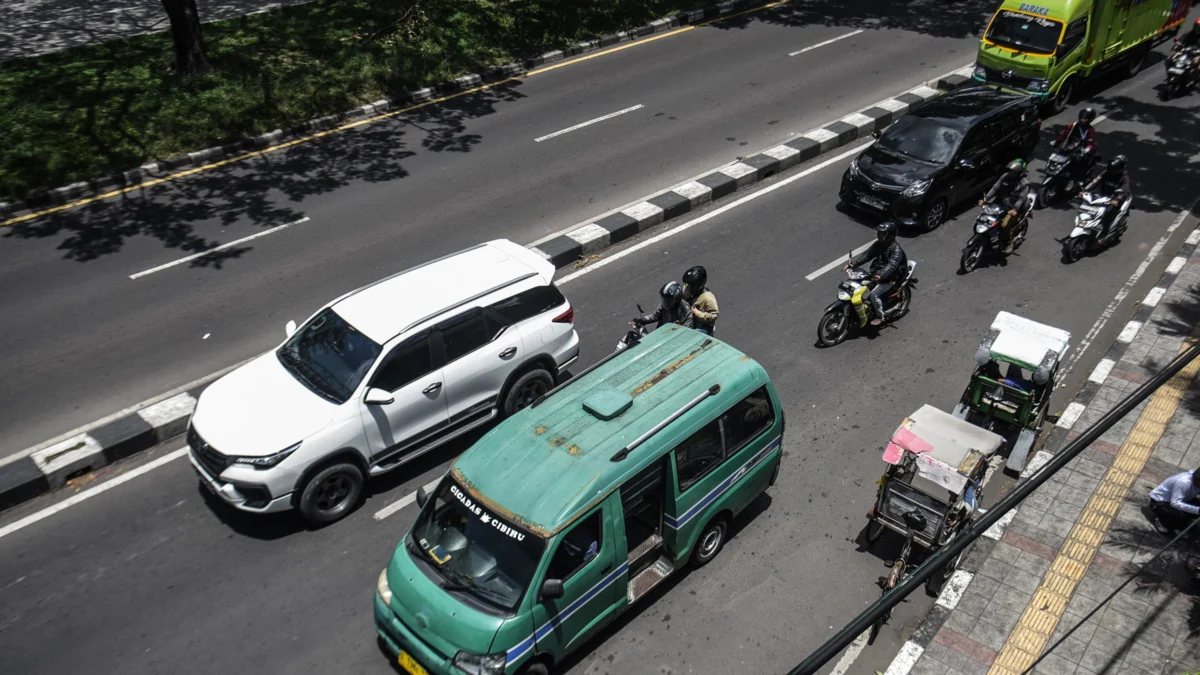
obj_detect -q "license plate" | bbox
[398,650,430,675]
[1049,153,1068,163]
[858,194,887,210]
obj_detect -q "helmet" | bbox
[1078,107,1096,125]
[659,280,684,307]
[1106,155,1127,174]
[682,265,708,290]
[876,221,898,243]
[1006,158,1027,175]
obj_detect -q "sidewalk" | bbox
[886,223,1200,675]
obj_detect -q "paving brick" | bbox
[936,626,998,666]
[1002,530,1058,561]
[965,617,1010,654]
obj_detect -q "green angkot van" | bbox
[373,325,784,675]
[973,0,1191,112]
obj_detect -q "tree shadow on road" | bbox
[708,0,996,40]
[3,81,525,263]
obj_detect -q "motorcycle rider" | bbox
[1082,155,1132,241]
[1173,19,1200,74]
[634,281,693,330]
[843,221,907,326]
[681,266,719,336]
[1052,108,1098,184]
[978,159,1032,253]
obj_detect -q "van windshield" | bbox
[986,10,1063,55]
[410,477,546,613]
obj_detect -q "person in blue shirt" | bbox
[1148,468,1200,535]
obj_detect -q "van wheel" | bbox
[517,660,550,675]
[297,462,364,525]
[502,368,554,417]
[691,516,728,568]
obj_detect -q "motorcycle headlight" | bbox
[902,179,932,198]
[452,651,507,675]
[975,223,991,234]
[973,65,987,80]
[837,291,851,301]
[231,442,300,470]
[376,568,393,606]
[1028,79,1051,93]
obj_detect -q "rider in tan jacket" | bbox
[682,266,719,336]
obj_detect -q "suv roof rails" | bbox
[398,272,538,337]
[609,384,721,462]
[530,340,637,409]
[342,243,490,305]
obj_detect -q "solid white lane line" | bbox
[0,448,187,540]
[534,105,644,143]
[373,477,443,520]
[806,241,875,281]
[129,217,310,279]
[558,146,862,286]
[789,29,864,56]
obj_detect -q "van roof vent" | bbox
[582,390,633,421]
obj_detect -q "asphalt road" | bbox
[2,39,1197,675]
[0,0,314,61]
[0,1,999,459]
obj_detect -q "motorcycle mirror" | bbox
[637,304,644,313]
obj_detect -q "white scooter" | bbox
[1062,191,1130,263]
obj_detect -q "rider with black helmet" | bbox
[1083,155,1132,239]
[980,159,1033,253]
[635,281,693,329]
[681,266,719,336]
[844,222,908,326]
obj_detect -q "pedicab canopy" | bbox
[975,311,1071,382]
[882,405,1005,493]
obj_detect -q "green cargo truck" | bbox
[972,0,1192,113]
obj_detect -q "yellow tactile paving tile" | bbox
[987,332,1200,674]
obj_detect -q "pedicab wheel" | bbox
[960,241,985,274]
[866,519,886,545]
[817,309,850,347]
[920,199,947,233]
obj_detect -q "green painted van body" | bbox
[972,0,1190,100]
[374,325,784,674]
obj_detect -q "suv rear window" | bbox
[488,285,566,324]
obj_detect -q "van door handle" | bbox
[499,347,518,359]
[423,382,442,394]
[600,563,612,574]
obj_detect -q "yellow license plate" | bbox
[398,650,430,675]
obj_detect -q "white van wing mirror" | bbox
[364,388,395,405]
[285,320,297,337]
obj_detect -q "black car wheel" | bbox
[921,199,947,232]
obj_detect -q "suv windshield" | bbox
[410,478,546,613]
[876,116,963,165]
[986,10,1062,55]
[276,308,381,404]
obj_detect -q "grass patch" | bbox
[0,0,703,202]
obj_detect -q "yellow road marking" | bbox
[988,327,1200,674]
[3,0,790,228]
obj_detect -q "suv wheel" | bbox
[297,462,364,525]
[502,368,554,417]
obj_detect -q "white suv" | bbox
[187,240,579,525]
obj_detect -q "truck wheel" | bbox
[297,462,364,526]
[1046,79,1074,116]
[1125,48,1147,78]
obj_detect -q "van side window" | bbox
[675,388,775,492]
[548,511,602,581]
[488,285,567,325]
[1059,17,1087,57]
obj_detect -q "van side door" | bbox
[529,497,623,661]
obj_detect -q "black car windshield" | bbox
[876,116,963,165]
[276,308,381,404]
[410,477,546,613]
[986,10,1062,55]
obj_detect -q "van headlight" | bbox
[973,65,987,80]
[231,442,300,469]
[376,568,393,605]
[452,651,507,675]
[1028,79,1051,92]
[902,179,932,198]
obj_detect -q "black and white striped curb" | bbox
[528,68,974,269]
[881,214,1200,675]
[1,0,779,220]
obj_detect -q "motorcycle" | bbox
[616,304,652,351]
[817,260,918,347]
[1061,191,1130,263]
[1165,44,1198,100]
[959,197,1033,274]
[1039,139,1093,206]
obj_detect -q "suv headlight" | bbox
[1028,79,1051,93]
[377,568,393,605]
[848,157,860,178]
[452,651,507,675]
[902,179,932,198]
[973,65,987,80]
[231,442,300,469]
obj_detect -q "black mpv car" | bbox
[839,86,1041,232]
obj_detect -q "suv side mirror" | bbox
[539,579,565,602]
[415,486,428,509]
[285,320,297,337]
[870,130,881,140]
[364,388,395,405]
